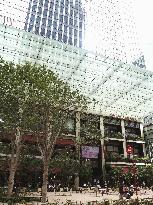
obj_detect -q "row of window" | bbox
[28,9,84,20]
[29,0,83,8]
[106,145,139,154]
[28,14,84,25]
[26,22,84,36]
[32,27,83,44]
[27,20,84,31]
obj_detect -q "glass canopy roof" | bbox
[0,24,153,122]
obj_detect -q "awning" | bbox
[0,24,153,121]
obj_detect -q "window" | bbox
[107,146,113,152]
[53,21,57,29]
[46,30,51,38]
[70,9,73,17]
[134,148,138,154]
[42,18,46,26]
[50,2,54,9]
[43,10,48,17]
[65,7,69,15]
[79,21,82,28]
[44,1,49,8]
[74,19,78,26]
[64,25,68,33]
[48,11,53,18]
[35,27,39,35]
[60,5,64,13]
[59,15,63,23]
[69,28,72,36]
[79,31,82,37]
[47,20,52,27]
[107,145,119,152]
[38,6,43,13]
[32,5,37,12]
[79,40,82,48]
[54,4,58,12]
[74,29,78,37]
[58,33,62,41]
[40,28,45,36]
[39,0,43,4]
[28,25,33,32]
[79,13,83,20]
[52,31,56,40]
[58,24,62,32]
[63,35,67,43]
[33,0,38,6]
[74,39,77,46]
[29,16,35,24]
[35,17,41,25]
[54,15,58,21]
[69,19,73,26]
[74,11,78,18]
[68,37,73,45]
[65,0,69,7]
[64,16,68,24]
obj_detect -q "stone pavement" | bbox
[47,190,153,204]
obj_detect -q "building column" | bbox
[121,119,127,158]
[100,116,106,181]
[76,111,81,160]
[142,144,146,157]
[140,123,144,140]
[140,123,146,156]
[75,112,81,190]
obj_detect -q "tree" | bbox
[138,165,153,187]
[50,150,80,187]
[0,59,87,201]
[28,65,87,202]
[0,59,38,196]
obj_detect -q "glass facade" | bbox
[24,0,85,48]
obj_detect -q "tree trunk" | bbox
[7,158,17,197]
[74,173,79,191]
[41,159,49,203]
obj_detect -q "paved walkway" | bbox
[47,190,153,204]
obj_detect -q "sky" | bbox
[134,0,153,71]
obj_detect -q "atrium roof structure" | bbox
[0,24,153,122]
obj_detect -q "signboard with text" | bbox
[81,146,99,159]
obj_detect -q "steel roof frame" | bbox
[0,24,153,122]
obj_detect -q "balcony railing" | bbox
[125,133,143,141]
[105,154,151,163]
[105,132,123,139]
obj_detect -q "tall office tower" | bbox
[84,0,146,68]
[24,0,85,48]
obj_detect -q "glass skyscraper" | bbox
[24,0,85,48]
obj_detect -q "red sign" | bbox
[122,167,129,173]
[127,145,133,154]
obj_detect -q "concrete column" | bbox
[100,116,106,181]
[76,112,81,143]
[140,123,146,156]
[142,143,146,157]
[121,119,127,158]
[75,112,81,190]
[140,123,144,140]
